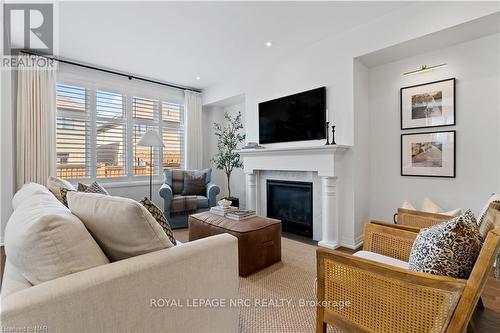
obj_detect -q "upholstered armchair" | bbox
[316,207,500,333]
[159,168,220,229]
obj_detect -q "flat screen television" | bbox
[259,87,326,144]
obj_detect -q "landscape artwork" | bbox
[401,78,455,129]
[402,131,455,178]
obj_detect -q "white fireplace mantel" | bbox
[238,144,351,249]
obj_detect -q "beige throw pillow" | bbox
[478,202,500,239]
[5,184,109,285]
[401,200,416,210]
[67,192,174,261]
[47,176,77,203]
[421,197,444,214]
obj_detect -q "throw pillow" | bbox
[442,208,462,217]
[478,202,500,239]
[401,200,416,210]
[181,173,207,196]
[47,176,77,203]
[408,210,483,279]
[5,184,109,285]
[78,181,109,195]
[60,187,76,207]
[67,191,174,261]
[421,197,443,213]
[477,193,500,227]
[140,197,176,245]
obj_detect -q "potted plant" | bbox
[212,112,245,207]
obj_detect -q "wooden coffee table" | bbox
[188,212,281,276]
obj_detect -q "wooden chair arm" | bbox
[363,222,418,261]
[316,248,466,333]
[370,220,422,233]
[395,208,452,228]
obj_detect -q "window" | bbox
[55,82,185,181]
[56,84,90,179]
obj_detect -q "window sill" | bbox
[69,178,164,189]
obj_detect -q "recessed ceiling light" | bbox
[196,76,201,80]
[266,41,272,48]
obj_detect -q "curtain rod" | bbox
[19,50,202,93]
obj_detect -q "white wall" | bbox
[202,2,499,247]
[203,103,246,207]
[368,34,500,222]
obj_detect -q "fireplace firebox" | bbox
[266,180,313,238]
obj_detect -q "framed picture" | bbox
[401,130,455,178]
[400,78,455,129]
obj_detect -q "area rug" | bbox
[174,229,336,333]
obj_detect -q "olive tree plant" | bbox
[212,111,245,199]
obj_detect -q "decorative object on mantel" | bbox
[325,121,330,145]
[242,142,264,149]
[212,111,245,208]
[401,130,455,178]
[401,78,455,129]
[402,63,447,76]
[330,125,336,145]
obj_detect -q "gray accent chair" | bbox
[159,168,220,229]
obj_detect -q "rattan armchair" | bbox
[394,208,453,228]
[316,222,500,333]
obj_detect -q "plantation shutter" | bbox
[95,90,126,178]
[132,96,160,175]
[161,102,184,169]
[56,84,90,179]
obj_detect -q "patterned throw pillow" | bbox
[60,187,76,207]
[478,202,500,239]
[181,173,207,196]
[140,197,176,245]
[408,210,483,279]
[477,193,500,228]
[78,181,109,195]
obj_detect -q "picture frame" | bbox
[400,78,455,130]
[401,130,455,178]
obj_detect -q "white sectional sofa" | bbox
[1,184,239,333]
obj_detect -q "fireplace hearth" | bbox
[267,180,313,238]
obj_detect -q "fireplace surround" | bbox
[267,180,313,238]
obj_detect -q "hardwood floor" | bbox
[0,242,498,332]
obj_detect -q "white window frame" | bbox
[56,66,185,187]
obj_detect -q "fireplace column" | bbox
[318,176,339,249]
[245,172,257,211]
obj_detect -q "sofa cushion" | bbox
[182,173,207,196]
[11,182,48,209]
[353,251,409,269]
[140,197,176,245]
[67,192,174,261]
[197,196,209,209]
[5,184,109,285]
[1,260,33,297]
[47,176,77,203]
[408,210,483,278]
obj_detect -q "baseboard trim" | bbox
[318,240,339,250]
[340,235,364,250]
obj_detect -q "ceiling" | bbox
[58,1,409,90]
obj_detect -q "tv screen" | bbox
[259,87,326,144]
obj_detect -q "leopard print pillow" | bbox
[140,197,176,245]
[408,210,483,279]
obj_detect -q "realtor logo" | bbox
[3,3,53,55]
